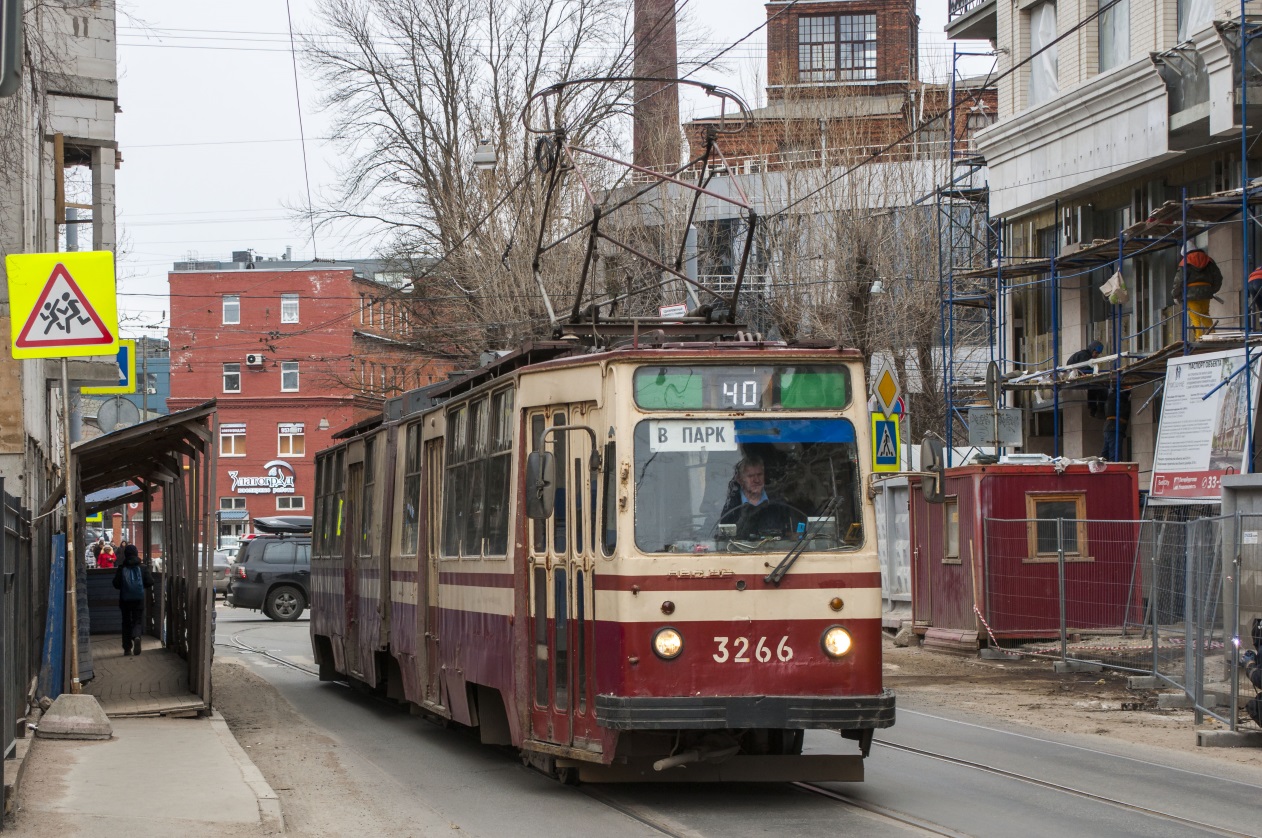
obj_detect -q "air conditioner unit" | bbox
[245,353,265,367]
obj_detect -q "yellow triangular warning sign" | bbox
[15,263,113,349]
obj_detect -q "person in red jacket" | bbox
[96,543,115,569]
[1171,246,1222,341]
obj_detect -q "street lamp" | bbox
[472,138,497,172]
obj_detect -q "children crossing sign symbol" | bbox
[6,251,118,359]
[872,415,900,473]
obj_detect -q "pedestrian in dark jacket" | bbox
[112,544,154,656]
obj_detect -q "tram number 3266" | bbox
[712,635,794,663]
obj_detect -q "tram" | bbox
[310,339,894,781]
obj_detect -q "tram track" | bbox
[217,623,1252,836]
[220,625,323,678]
[869,739,1256,838]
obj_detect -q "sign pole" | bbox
[61,357,80,693]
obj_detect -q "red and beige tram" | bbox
[311,340,893,781]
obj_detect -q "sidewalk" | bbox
[6,712,282,837]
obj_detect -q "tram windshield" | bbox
[633,418,863,554]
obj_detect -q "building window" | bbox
[359,294,366,324]
[1028,2,1059,107]
[1025,492,1090,562]
[798,14,876,83]
[277,495,305,510]
[281,361,299,392]
[223,363,241,393]
[220,423,246,457]
[944,498,960,564]
[220,497,246,510]
[1098,0,1129,73]
[278,422,305,456]
[223,295,240,325]
[280,293,299,323]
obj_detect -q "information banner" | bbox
[1150,348,1262,502]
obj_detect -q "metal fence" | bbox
[983,514,1247,730]
[0,480,31,765]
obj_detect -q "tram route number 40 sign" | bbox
[5,251,118,359]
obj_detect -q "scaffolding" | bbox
[932,4,1262,473]
[936,46,1000,463]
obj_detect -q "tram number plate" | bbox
[712,635,794,663]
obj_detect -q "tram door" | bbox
[344,447,365,679]
[528,407,595,747]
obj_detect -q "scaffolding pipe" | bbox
[1241,0,1255,473]
[1053,199,1061,458]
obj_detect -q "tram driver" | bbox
[718,456,805,540]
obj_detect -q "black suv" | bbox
[225,516,312,621]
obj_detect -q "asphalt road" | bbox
[214,606,1261,838]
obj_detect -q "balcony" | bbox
[947,0,997,42]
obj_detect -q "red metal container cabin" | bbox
[311,342,893,782]
[907,463,1141,645]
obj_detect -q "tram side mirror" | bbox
[526,451,556,520]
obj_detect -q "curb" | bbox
[208,710,285,833]
[2,738,32,815]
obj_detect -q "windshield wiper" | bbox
[764,494,842,586]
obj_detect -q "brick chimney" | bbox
[633,0,681,171]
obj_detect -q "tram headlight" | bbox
[821,625,853,659]
[652,627,684,660]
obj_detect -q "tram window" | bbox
[313,457,325,556]
[573,458,584,554]
[533,567,548,707]
[463,398,488,555]
[576,570,586,714]
[483,389,514,555]
[360,437,376,556]
[553,413,568,554]
[601,442,616,556]
[531,414,547,554]
[401,424,422,556]
[442,406,468,557]
[334,449,346,542]
[554,569,568,711]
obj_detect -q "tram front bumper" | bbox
[594,690,895,731]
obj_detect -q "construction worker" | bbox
[1100,383,1130,462]
[1171,245,1222,341]
[1248,267,1262,331]
[1066,341,1106,417]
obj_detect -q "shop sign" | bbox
[228,459,296,495]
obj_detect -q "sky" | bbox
[113,1,984,339]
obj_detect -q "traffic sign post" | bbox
[7,251,119,697]
[872,415,900,473]
[6,251,118,358]
[871,358,901,419]
[82,338,136,395]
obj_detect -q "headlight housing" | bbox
[821,625,853,658]
[652,627,683,660]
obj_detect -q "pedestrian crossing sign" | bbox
[6,251,118,359]
[872,415,900,473]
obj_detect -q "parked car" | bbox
[225,517,312,621]
[212,549,234,598]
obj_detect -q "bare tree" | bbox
[306,0,656,356]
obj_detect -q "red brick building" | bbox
[167,255,457,542]
[684,0,995,167]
